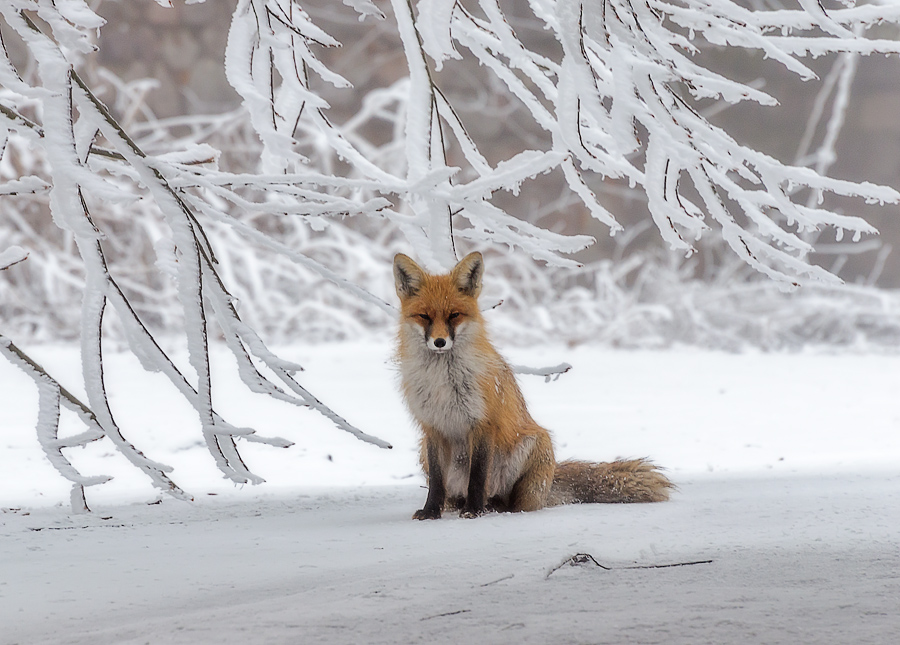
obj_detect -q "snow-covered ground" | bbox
[2,343,900,643]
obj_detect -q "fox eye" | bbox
[415,313,432,323]
[448,312,461,320]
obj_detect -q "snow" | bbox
[2,342,900,643]
[0,246,28,270]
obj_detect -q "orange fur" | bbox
[394,252,672,519]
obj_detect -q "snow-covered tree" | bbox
[2,0,899,507]
[1,0,393,508]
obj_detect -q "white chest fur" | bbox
[400,325,487,439]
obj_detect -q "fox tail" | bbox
[549,458,673,505]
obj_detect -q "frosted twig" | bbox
[510,362,573,382]
[0,334,115,512]
[0,246,29,270]
[72,67,392,456]
[0,1,393,505]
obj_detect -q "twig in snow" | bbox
[546,552,713,578]
[622,559,714,570]
[420,609,471,621]
[546,552,611,577]
[480,574,515,587]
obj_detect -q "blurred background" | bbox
[2,0,900,349]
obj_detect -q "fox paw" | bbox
[413,507,441,520]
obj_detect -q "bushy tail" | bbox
[549,458,673,505]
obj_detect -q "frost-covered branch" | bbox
[224,0,900,285]
[0,245,28,270]
[0,334,119,512]
[509,361,573,382]
[225,0,596,271]
[438,0,900,286]
[0,0,392,508]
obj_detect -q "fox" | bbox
[394,251,673,520]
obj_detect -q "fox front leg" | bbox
[413,437,446,520]
[460,439,489,518]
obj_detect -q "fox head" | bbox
[393,252,485,354]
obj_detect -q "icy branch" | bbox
[511,362,573,382]
[219,1,900,284]
[0,334,119,512]
[0,245,29,270]
[0,0,393,507]
[224,0,605,270]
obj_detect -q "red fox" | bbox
[394,251,673,519]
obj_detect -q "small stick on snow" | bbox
[420,609,472,621]
[546,553,713,578]
[623,560,714,570]
[480,574,515,587]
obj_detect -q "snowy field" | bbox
[2,343,900,644]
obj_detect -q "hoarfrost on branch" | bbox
[1,0,392,509]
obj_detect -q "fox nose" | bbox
[428,336,452,352]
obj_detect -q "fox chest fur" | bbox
[399,330,537,502]
[398,324,488,439]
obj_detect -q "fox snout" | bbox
[427,335,453,353]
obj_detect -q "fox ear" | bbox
[394,254,425,299]
[451,252,484,297]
